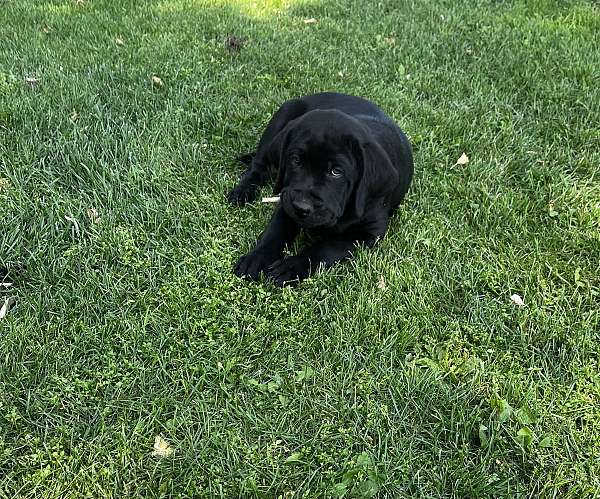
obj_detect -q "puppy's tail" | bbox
[237,152,256,165]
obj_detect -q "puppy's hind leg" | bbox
[237,152,255,165]
[228,99,307,206]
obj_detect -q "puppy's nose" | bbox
[292,200,313,217]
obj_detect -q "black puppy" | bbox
[229,92,413,287]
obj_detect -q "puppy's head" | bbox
[273,109,396,228]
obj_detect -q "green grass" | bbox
[1,0,599,496]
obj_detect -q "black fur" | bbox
[229,92,413,286]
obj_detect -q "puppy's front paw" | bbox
[266,255,312,287]
[228,184,258,206]
[234,250,278,281]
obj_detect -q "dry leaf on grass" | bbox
[510,294,524,307]
[152,435,174,457]
[284,451,303,463]
[86,208,100,223]
[455,152,469,165]
[151,75,164,87]
[377,276,387,290]
[303,18,317,24]
[376,34,396,46]
[0,297,16,319]
[225,36,245,52]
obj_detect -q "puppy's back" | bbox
[298,92,388,120]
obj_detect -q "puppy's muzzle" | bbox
[291,199,313,218]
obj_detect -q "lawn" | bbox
[1,0,599,496]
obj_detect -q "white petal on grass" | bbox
[303,18,317,24]
[152,435,174,457]
[0,297,16,319]
[455,152,469,165]
[377,275,386,290]
[25,77,39,85]
[510,294,525,307]
[262,196,280,203]
[64,214,81,235]
[152,75,164,86]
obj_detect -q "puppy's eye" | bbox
[329,167,343,177]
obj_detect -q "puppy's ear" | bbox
[353,139,398,218]
[272,122,296,194]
